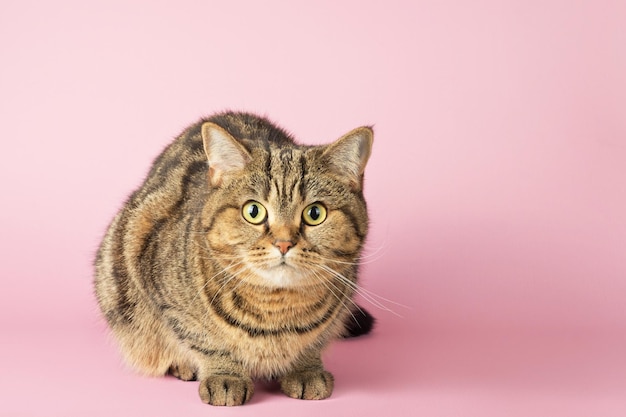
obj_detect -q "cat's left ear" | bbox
[201,122,251,186]
[323,126,373,191]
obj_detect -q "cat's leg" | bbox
[193,349,254,406]
[279,351,334,400]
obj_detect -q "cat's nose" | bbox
[274,240,294,255]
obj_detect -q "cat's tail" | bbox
[342,306,375,338]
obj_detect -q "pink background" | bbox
[2,1,625,415]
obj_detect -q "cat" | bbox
[94,111,375,406]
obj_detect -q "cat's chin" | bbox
[251,265,310,288]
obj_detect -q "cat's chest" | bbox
[208,310,340,376]
[228,330,328,377]
[193,285,343,375]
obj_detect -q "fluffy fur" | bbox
[94,112,374,406]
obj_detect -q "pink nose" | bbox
[274,240,293,255]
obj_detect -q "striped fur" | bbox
[94,112,373,406]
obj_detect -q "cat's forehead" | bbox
[269,146,306,168]
[242,144,332,210]
[266,146,308,201]
[246,142,314,175]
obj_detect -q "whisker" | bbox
[207,260,252,305]
[200,266,252,327]
[316,252,384,267]
[306,266,366,329]
[184,258,246,316]
[307,266,360,310]
[317,264,408,318]
[359,243,388,261]
[308,240,388,267]
[361,221,391,259]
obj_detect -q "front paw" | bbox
[199,375,254,406]
[280,370,334,400]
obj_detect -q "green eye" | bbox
[242,201,267,224]
[302,203,327,226]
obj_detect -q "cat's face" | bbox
[200,123,372,289]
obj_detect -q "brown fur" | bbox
[94,112,373,406]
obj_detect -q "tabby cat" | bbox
[94,112,374,406]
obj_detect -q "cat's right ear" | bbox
[201,122,251,186]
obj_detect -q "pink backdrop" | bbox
[2,1,625,416]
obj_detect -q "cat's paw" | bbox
[199,375,254,406]
[343,306,375,338]
[168,363,197,381]
[280,370,334,400]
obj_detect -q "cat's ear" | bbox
[323,126,373,190]
[201,122,251,186]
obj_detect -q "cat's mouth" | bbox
[251,264,302,288]
[272,259,293,271]
[271,251,292,267]
[246,254,311,287]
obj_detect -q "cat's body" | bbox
[94,112,374,406]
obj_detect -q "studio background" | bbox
[1,1,625,416]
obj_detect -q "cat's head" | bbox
[200,121,373,288]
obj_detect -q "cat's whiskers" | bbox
[315,252,384,267]
[306,241,388,268]
[207,262,246,307]
[317,264,408,318]
[306,266,364,329]
[183,258,246,317]
[201,269,259,331]
[358,242,389,262]
[198,265,253,327]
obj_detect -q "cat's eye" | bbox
[302,203,327,226]
[242,201,267,225]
